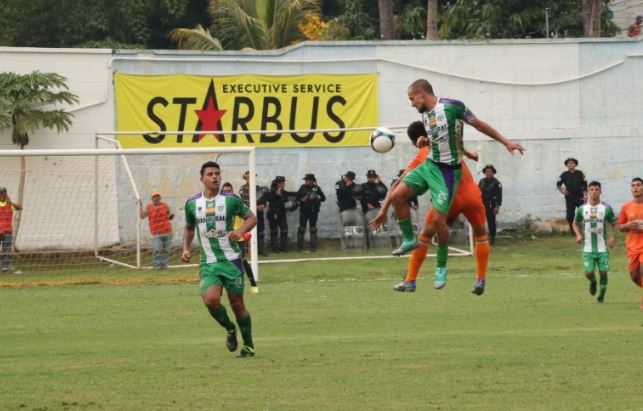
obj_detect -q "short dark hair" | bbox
[409,79,434,95]
[632,177,643,184]
[588,180,601,189]
[407,121,426,144]
[200,161,220,177]
[222,182,233,190]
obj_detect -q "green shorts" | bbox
[582,251,609,273]
[199,259,245,295]
[402,160,462,214]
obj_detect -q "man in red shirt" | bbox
[617,177,643,309]
[0,187,23,273]
[139,192,174,269]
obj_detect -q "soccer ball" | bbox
[370,127,395,153]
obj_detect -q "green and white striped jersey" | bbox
[422,97,477,166]
[574,202,616,253]
[185,193,250,265]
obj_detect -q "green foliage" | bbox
[169,25,223,50]
[439,0,619,39]
[0,71,78,149]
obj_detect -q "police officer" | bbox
[479,164,503,245]
[360,170,387,214]
[335,171,357,214]
[239,171,268,256]
[264,176,296,253]
[296,173,326,252]
[556,157,587,235]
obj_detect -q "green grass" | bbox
[1,235,642,410]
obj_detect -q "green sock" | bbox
[398,219,415,242]
[598,276,608,299]
[437,244,448,268]
[236,314,254,349]
[208,305,235,333]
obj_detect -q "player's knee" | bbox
[229,296,247,316]
[203,295,221,311]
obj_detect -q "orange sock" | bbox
[405,232,431,282]
[474,234,490,281]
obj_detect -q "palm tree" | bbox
[378,0,394,39]
[426,0,439,40]
[170,0,321,50]
[0,71,78,242]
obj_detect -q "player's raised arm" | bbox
[471,118,525,155]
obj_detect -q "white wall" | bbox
[1,39,642,248]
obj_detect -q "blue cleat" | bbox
[392,239,420,257]
[471,279,485,295]
[393,280,416,292]
[433,267,448,289]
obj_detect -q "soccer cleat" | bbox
[392,239,419,257]
[393,280,416,292]
[226,329,238,352]
[250,286,259,295]
[433,267,448,289]
[597,296,604,303]
[1,267,8,273]
[471,279,485,296]
[589,281,597,296]
[237,346,255,358]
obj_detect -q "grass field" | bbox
[1,234,642,411]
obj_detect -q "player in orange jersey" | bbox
[369,121,490,294]
[617,177,643,309]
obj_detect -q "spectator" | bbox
[263,176,296,253]
[239,171,268,256]
[556,158,587,235]
[296,173,326,252]
[360,170,388,214]
[138,192,174,269]
[0,187,22,273]
[627,15,642,38]
[479,164,503,245]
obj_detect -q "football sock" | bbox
[236,313,254,349]
[208,305,235,333]
[398,219,415,242]
[474,234,490,281]
[242,260,257,286]
[406,233,431,282]
[436,243,448,268]
[598,275,608,300]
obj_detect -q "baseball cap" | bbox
[345,171,356,180]
[0,187,6,194]
[564,157,578,166]
[151,191,161,197]
[367,170,378,178]
[303,173,316,181]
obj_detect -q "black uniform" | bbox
[556,170,587,233]
[335,179,358,212]
[360,181,387,214]
[479,176,503,244]
[264,180,296,253]
[296,182,326,251]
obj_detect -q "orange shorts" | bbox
[626,249,642,273]
[426,180,486,227]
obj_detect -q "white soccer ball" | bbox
[370,127,395,153]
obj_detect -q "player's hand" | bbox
[181,249,191,263]
[228,230,242,241]
[368,210,387,231]
[608,237,615,248]
[575,235,583,244]
[464,151,479,161]
[416,136,429,148]
[505,141,525,155]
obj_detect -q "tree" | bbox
[0,71,79,241]
[378,0,395,39]
[426,0,439,40]
[171,0,321,50]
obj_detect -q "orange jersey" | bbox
[618,200,643,253]
[404,146,428,175]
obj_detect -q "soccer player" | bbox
[182,161,258,357]
[390,79,524,288]
[370,121,490,294]
[572,181,616,303]
[617,177,643,309]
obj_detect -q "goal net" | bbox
[0,144,257,276]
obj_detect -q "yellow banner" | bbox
[114,73,378,148]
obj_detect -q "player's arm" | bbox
[572,209,583,243]
[463,149,479,162]
[182,225,195,262]
[617,207,638,232]
[471,118,525,155]
[229,211,257,241]
[606,208,617,247]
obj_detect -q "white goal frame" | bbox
[0,145,258,277]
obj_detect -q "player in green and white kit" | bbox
[572,181,616,303]
[391,78,525,288]
[182,161,258,357]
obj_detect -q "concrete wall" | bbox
[1,38,642,248]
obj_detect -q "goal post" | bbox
[0,145,258,278]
